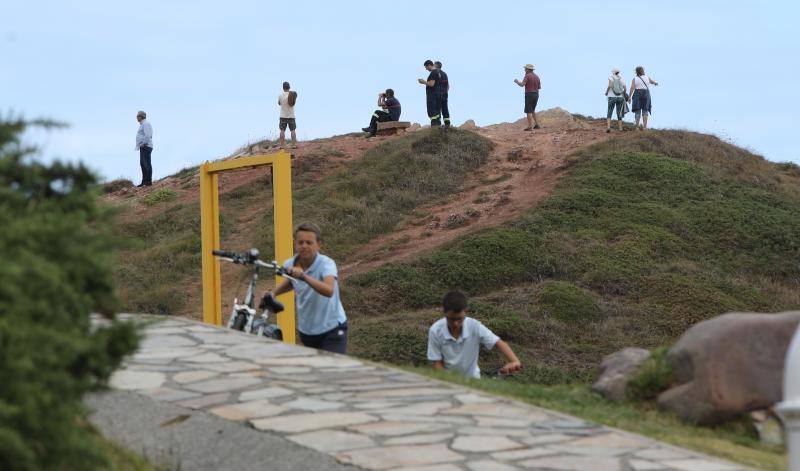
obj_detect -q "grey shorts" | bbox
[279,117,296,131]
[524,92,539,114]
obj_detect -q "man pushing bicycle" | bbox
[265,223,348,354]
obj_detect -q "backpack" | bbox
[612,77,625,96]
[288,91,297,106]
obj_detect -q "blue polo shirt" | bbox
[283,253,347,335]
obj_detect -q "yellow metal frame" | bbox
[200,151,296,344]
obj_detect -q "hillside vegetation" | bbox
[108,122,799,469]
[113,129,492,314]
[346,130,800,383]
[112,125,800,384]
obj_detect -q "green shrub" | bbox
[0,118,139,470]
[102,178,133,193]
[143,188,177,206]
[536,281,601,322]
[626,346,676,401]
[470,302,534,343]
[348,311,437,366]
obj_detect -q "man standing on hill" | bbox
[135,110,153,187]
[514,64,541,131]
[278,81,298,150]
[434,61,451,128]
[428,291,522,379]
[418,60,441,127]
[362,89,402,138]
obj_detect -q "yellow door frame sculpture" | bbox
[199,151,296,344]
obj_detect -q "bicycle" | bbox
[212,248,297,340]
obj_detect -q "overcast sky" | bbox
[4,0,799,181]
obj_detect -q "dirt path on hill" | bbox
[339,111,611,277]
[106,110,613,319]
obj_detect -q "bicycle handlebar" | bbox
[213,248,299,281]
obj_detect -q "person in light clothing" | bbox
[267,223,348,353]
[427,291,522,379]
[628,66,659,130]
[134,110,153,187]
[278,81,298,149]
[605,68,628,133]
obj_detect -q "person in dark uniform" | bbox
[362,89,402,138]
[434,61,450,128]
[418,60,441,126]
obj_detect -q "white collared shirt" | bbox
[135,119,153,150]
[427,317,499,379]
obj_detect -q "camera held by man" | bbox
[361,89,402,138]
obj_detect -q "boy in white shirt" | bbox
[427,291,522,379]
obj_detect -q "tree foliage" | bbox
[0,117,139,470]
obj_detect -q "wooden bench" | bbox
[376,121,411,136]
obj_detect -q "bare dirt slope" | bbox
[339,109,612,276]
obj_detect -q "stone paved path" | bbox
[97,316,753,470]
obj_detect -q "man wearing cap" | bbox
[362,89,402,138]
[135,110,153,187]
[514,64,541,130]
[418,60,441,126]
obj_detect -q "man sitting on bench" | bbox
[362,89,401,138]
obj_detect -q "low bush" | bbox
[102,178,133,193]
[626,346,676,401]
[536,281,601,322]
[143,188,177,206]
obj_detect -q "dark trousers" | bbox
[437,92,450,127]
[426,93,441,126]
[298,322,348,354]
[368,110,393,135]
[139,146,153,185]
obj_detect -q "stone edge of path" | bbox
[86,389,354,471]
[97,313,755,471]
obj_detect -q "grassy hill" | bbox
[346,130,800,384]
[113,128,493,315]
[111,124,800,384]
[108,121,799,469]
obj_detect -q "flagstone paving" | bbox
[102,316,754,470]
